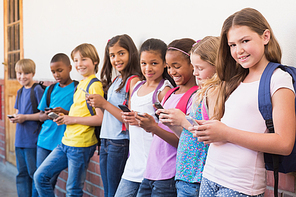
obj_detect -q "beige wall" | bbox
[1,0,296,80]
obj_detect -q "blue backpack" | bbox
[258,62,296,197]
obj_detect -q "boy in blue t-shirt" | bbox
[9,59,44,197]
[36,53,76,190]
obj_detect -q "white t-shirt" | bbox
[203,69,294,195]
[122,80,173,182]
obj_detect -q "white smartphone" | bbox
[80,88,90,95]
[185,115,199,126]
[48,112,59,119]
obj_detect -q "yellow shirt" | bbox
[62,75,104,147]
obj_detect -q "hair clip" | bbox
[192,40,201,47]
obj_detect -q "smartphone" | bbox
[80,88,90,95]
[185,115,199,126]
[137,112,145,117]
[118,104,131,112]
[154,102,164,110]
[48,112,59,119]
[7,115,15,119]
[44,107,52,111]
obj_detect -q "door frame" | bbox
[4,0,23,166]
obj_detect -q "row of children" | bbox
[9,7,295,197]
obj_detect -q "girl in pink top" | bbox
[191,8,295,196]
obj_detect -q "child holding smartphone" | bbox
[159,36,220,196]
[115,38,175,197]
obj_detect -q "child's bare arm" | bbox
[55,108,103,126]
[14,112,40,124]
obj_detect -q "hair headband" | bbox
[167,47,190,56]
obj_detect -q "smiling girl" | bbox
[191,8,295,196]
[87,34,142,197]
[135,38,198,197]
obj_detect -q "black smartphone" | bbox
[154,102,164,109]
[44,107,52,111]
[7,115,15,119]
[118,104,131,112]
[137,112,145,117]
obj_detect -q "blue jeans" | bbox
[15,147,38,197]
[36,146,60,190]
[136,177,177,197]
[100,138,129,197]
[199,177,264,197]
[175,180,200,197]
[34,143,96,197]
[114,178,140,197]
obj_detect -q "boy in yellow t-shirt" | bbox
[34,43,103,197]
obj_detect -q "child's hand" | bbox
[135,113,158,133]
[13,114,26,124]
[190,120,229,144]
[39,111,49,122]
[8,114,17,123]
[53,114,71,125]
[87,94,106,108]
[121,111,138,126]
[51,107,69,115]
[157,108,186,127]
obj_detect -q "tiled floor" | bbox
[0,162,17,197]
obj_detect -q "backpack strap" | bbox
[258,62,292,197]
[86,78,100,116]
[162,87,179,104]
[46,83,56,107]
[130,81,145,98]
[30,83,40,113]
[130,78,165,106]
[16,86,24,110]
[46,80,79,108]
[121,75,139,131]
[176,86,198,113]
[152,79,165,104]
[162,85,199,114]
[122,75,138,106]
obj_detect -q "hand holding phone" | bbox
[118,105,131,112]
[185,115,199,126]
[7,115,15,119]
[154,102,164,110]
[48,112,59,119]
[137,112,146,117]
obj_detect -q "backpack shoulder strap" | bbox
[122,75,138,106]
[130,81,145,99]
[162,87,179,105]
[152,78,165,104]
[86,78,100,116]
[30,83,40,113]
[73,80,79,87]
[258,62,282,132]
[46,83,56,107]
[16,86,24,110]
[176,85,199,113]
